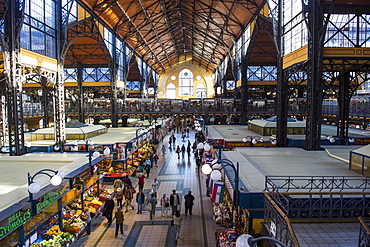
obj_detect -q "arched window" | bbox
[196,83,206,98]
[166,83,176,99]
[179,69,193,96]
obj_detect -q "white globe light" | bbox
[349,138,355,143]
[212,163,221,170]
[236,234,253,247]
[197,143,204,149]
[74,146,79,151]
[93,151,101,158]
[201,164,212,175]
[242,138,248,143]
[54,145,60,151]
[89,140,94,145]
[252,139,258,145]
[204,143,211,151]
[103,148,111,155]
[57,170,65,179]
[329,137,336,143]
[28,182,41,194]
[50,175,62,186]
[74,141,78,146]
[210,170,222,181]
[25,141,31,148]
[271,139,277,145]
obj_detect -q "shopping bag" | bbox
[146,203,152,211]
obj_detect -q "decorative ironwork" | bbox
[264,193,300,247]
[358,217,370,247]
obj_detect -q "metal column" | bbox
[304,0,326,150]
[337,72,350,140]
[77,63,84,123]
[274,0,288,147]
[2,0,26,155]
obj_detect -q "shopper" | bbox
[175,145,181,158]
[113,179,123,192]
[137,173,146,191]
[153,153,159,167]
[181,144,186,157]
[184,191,195,216]
[145,162,151,178]
[103,196,115,225]
[172,134,176,146]
[114,187,124,208]
[147,193,157,224]
[84,208,92,235]
[160,193,170,217]
[151,178,159,198]
[114,207,124,238]
[170,189,180,214]
[124,186,134,212]
[173,210,183,243]
[136,190,145,214]
[123,175,133,188]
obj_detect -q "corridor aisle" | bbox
[71,130,220,247]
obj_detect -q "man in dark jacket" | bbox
[136,190,145,214]
[170,189,180,215]
[184,191,195,216]
[103,196,115,225]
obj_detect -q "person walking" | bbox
[173,210,183,243]
[151,178,159,198]
[184,191,195,216]
[123,175,133,188]
[147,193,157,224]
[153,153,159,167]
[114,187,124,208]
[162,145,166,156]
[137,173,146,191]
[113,179,123,192]
[172,134,176,146]
[160,193,170,217]
[114,207,124,238]
[170,189,180,215]
[103,196,115,225]
[181,144,186,157]
[145,162,151,178]
[83,208,92,235]
[175,145,181,159]
[186,145,191,157]
[136,190,145,214]
[124,186,134,212]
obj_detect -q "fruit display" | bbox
[40,232,74,247]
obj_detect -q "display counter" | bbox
[216,228,238,247]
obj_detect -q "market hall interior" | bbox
[0,124,369,247]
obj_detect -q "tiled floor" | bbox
[71,131,221,247]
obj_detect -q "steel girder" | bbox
[303,0,333,150]
[0,0,26,155]
[77,63,85,123]
[79,0,265,73]
[322,59,370,139]
[110,37,118,127]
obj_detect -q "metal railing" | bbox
[358,217,370,247]
[263,192,300,247]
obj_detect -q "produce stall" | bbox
[216,228,239,247]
